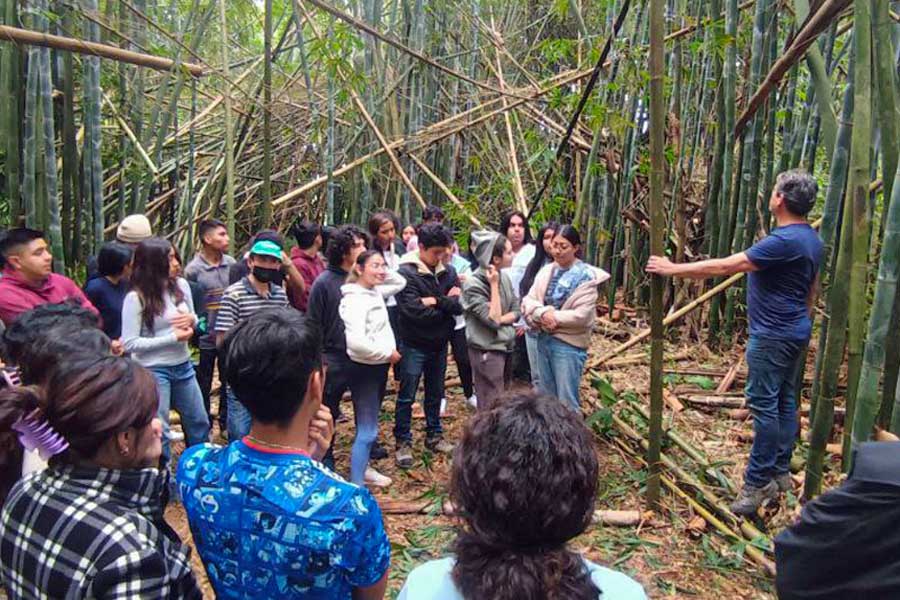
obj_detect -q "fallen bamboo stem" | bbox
[0,24,204,76]
[683,396,746,409]
[408,154,482,227]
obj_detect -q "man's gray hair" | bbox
[775,170,818,216]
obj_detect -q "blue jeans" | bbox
[394,345,447,444]
[350,362,390,484]
[743,336,806,488]
[150,361,210,462]
[535,334,587,411]
[226,388,252,441]
[525,331,542,391]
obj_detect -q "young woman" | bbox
[122,238,209,462]
[339,250,406,487]
[519,221,559,390]
[522,226,609,409]
[401,224,416,248]
[0,356,201,598]
[461,231,517,411]
[499,210,536,384]
[397,393,646,600]
[84,241,133,341]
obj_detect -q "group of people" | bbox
[0,168,897,599]
[0,205,643,599]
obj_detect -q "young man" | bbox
[215,239,290,440]
[185,219,236,427]
[228,229,306,302]
[306,225,368,467]
[394,223,461,467]
[0,228,98,326]
[288,220,325,312]
[178,308,390,600]
[646,170,824,515]
[86,213,153,280]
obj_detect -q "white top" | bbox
[339,272,406,365]
[508,243,535,329]
[382,245,402,308]
[398,556,647,600]
[121,278,196,367]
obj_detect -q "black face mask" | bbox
[252,266,281,284]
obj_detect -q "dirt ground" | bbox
[165,328,837,599]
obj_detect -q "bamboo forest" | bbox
[0,0,899,597]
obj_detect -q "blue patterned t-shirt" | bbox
[544,260,594,310]
[177,440,391,599]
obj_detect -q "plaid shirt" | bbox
[0,465,201,599]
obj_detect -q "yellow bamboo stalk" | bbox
[101,93,159,175]
[408,153,482,227]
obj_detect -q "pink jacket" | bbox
[521,262,610,349]
[0,268,98,326]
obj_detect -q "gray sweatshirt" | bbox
[461,231,520,353]
[121,278,196,367]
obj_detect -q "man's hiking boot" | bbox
[775,472,793,493]
[425,437,454,454]
[395,444,414,469]
[730,481,779,516]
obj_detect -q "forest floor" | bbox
[166,322,844,599]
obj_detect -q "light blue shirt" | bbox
[398,556,647,600]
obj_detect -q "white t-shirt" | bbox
[508,243,535,329]
[398,556,647,600]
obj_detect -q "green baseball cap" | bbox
[249,240,282,260]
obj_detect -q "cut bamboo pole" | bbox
[101,93,158,175]
[0,24,205,76]
[491,33,527,214]
[408,154,481,227]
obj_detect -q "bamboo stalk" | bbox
[408,154,481,227]
[0,24,205,76]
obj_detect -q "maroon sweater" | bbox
[0,268,98,326]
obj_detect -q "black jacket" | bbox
[306,265,349,361]
[396,254,461,351]
[775,442,900,599]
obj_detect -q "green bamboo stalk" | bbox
[647,0,665,508]
[83,0,104,251]
[21,38,39,229]
[60,0,78,261]
[261,0,273,227]
[38,42,62,270]
[872,0,899,221]
[1,0,21,225]
[841,0,873,464]
[855,165,900,440]
[219,0,236,243]
[792,0,837,161]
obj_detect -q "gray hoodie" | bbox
[461,231,520,352]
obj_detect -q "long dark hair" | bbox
[0,356,158,464]
[367,211,396,253]
[554,224,582,248]
[499,210,534,245]
[520,221,559,297]
[450,393,600,600]
[130,238,184,332]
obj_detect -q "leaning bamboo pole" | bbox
[408,154,482,227]
[0,24,205,76]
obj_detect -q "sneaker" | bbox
[440,398,447,417]
[370,441,388,460]
[396,444,414,469]
[775,472,793,493]
[425,437,455,454]
[466,394,478,409]
[730,481,779,516]
[364,467,392,488]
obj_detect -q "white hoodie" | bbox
[339,271,406,365]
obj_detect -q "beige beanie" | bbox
[116,214,153,244]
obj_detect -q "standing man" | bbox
[646,170,823,515]
[185,219,235,430]
[306,225,368,468]
[394,223,461,467]
[0,228,98,326]
[215,239,290,440]
[288,220,325,312]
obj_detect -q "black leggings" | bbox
[449,327,474,398]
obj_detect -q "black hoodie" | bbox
[395,252,462,351]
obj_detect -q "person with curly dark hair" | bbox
[398,392,646,600]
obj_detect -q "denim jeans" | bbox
[743,336,806,488]
[350,362,390,484]
[196,347,227,428]
[226,388,252,442]
[535,334,588,411]
[394,345,447,445]
[149,361,210,462]
[525,331,542,391]
[449,327,474,398]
